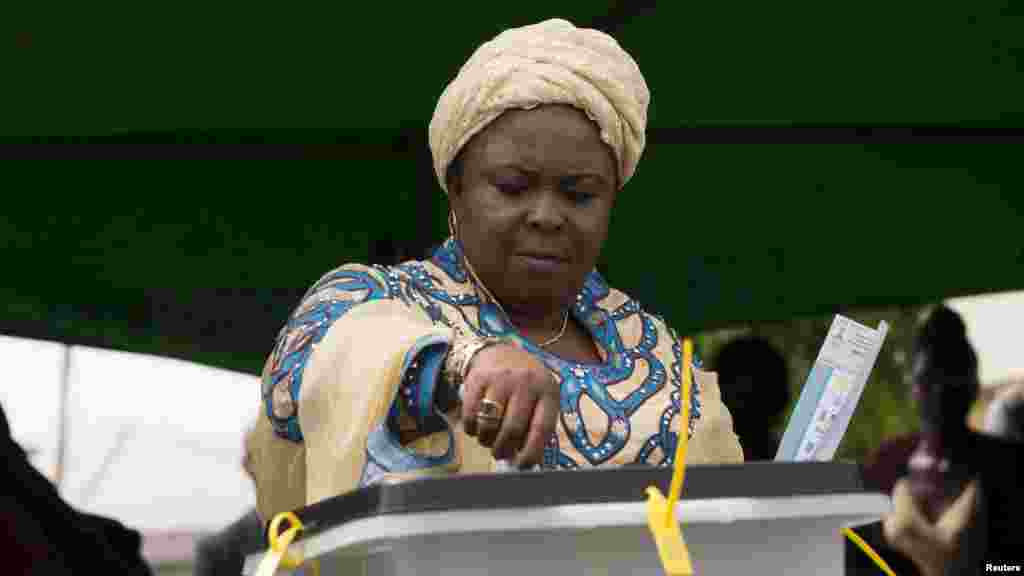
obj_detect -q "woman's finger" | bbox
[476,412,503,448]
[460,373,486,438]
[514,391,557,469]
[475,383,512,449]
[493,388,534,461]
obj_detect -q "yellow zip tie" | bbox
[843,527,898,576]
[255,511,320,576]
[645,338,695,576]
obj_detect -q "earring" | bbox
[448,210,458,240]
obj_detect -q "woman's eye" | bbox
[497,183,528,195]
[571,190,597,205]
[560,176,599,205]
[494,175,529,195]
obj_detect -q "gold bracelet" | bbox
[443,330,505,396]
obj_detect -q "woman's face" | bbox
[449,105,618,315]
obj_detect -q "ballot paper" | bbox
[776,315,889,462]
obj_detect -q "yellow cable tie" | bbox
[644,338,695,576]
[255,511,311,576]
[843,527,898,576]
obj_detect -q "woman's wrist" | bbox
[443,330,505,401]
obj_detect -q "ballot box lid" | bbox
[282,461,868,541]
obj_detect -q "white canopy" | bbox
[1,335,258,533]
[946,289,1024,388]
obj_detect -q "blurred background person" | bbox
[710,336,790,461]
[881,307,1023,575]
[842,305,1024,574]
[850,305,979,575]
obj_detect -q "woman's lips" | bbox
[517,254,568,273]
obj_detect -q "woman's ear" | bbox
[445,154,464,198]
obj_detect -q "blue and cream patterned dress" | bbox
[259,238,742,489]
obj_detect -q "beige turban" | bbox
[429,19,650,193]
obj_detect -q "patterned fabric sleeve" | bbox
[261,263,452,443]
[391,334,453,436]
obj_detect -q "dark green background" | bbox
[5,2,1023,134]
[2,2,1021,374]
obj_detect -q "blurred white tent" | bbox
[946,289,1024,388]
[0,335,259,568]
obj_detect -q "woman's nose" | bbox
[525,192,565,231]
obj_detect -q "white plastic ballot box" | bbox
[243,462,890,575]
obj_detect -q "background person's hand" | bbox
[983,380,1024,441]
[882,477,978,576]
[459,343,559,468]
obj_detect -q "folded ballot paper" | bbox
[776,315,889,462]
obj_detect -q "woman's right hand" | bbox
[459,342,560,469]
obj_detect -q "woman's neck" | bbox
[504,305,568,339]
[456,242,571,340]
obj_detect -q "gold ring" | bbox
[475,416,502,432]
[476,398,505,421]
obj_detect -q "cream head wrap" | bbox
[429,19,650,193]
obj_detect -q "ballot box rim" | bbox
[242,492,891,574]
[280,461,868,543]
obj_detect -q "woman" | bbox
[879,307,1024,575]
[250,18,743,521]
